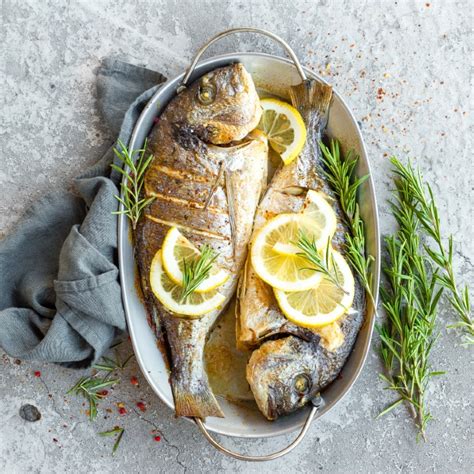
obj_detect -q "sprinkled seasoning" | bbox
[34,370,41,377]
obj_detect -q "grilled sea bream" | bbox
[136,64,268,419]
[237,80,366,420]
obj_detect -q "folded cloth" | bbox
[0,58,166,367]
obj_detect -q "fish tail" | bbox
[171,371,224,419]
[289,80,333,129]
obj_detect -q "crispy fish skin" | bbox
[136,64,267,419]
[239,80,366,420]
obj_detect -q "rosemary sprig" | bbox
[111,139,156,230]
[390,157,473,344]
[318,139,375,302]
[67,348,134,421]
[377,175,444,440]
[99,426,125,455]
[180,245,217,302]
[294,232,347,293]
[67,376,119,421]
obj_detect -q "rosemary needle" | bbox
[99,426,125,455]
[111,139,156,231]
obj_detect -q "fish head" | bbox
[185,63,262,144]
[246,336,321,420]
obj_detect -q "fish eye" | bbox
[197,82,216,105]
[293,374,312,395]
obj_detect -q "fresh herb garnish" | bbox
[318,139,375,303]
[111,139,156,230]
[294,231,347,293]
[180,245,217,302]
[390,157,473,344]
[67,348,134,421]
[99,426,125,455]
[67,376,119,421]
[377,170,444,440]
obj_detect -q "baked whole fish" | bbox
[136,64,268,419]
[237,80,366,420]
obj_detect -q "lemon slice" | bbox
[258,98,306,165]
[251,213,327,292]
[274,250,355,328]
[162,227,229,292]
[150,250,226,318]
[301,190,337,236]
[270,191,337,257]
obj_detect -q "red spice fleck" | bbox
[153,117,160,124]
[34,371,41,377]
[376,88,386,100]
[136,401,146,412]
[154,435,161,442]
[118,407,127,415]
[130,376,139,386]
[98,390,108,397]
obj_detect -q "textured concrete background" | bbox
[1,0,473,473]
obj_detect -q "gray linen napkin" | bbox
[0,58,166,367]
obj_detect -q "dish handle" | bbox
[194,396,323,462]
[177,27,307,93]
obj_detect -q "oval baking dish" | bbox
[117,28,380,459]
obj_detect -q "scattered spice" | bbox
[376,88,386,100]
[130,376,139,386]
[154,435,161,442]
[34,370,41,377]
[98,390,109,397]
[136,401,146,412]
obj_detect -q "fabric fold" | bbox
[0,59,167,366]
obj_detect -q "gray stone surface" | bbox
[1,0,473,472]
